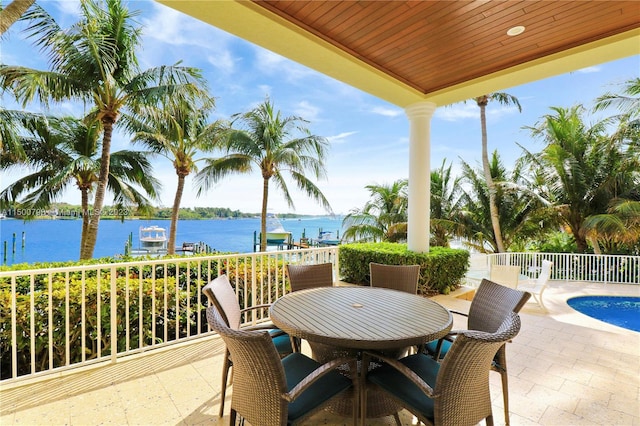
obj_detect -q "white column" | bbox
[405,101,436,253]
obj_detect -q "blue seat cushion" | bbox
[425,338,453,359]
[367,353,440,421]
[269,329,293,354]
[282,352,352,423]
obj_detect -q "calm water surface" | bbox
[0,216,344,266]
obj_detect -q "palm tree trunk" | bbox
[0,0,34,35]
[168,174,185,255]
[260,177,269,252]
[81,118,113,259]
[80,187,90,258]
[479,98,506,253]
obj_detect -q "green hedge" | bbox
[0,254,289,381]
[338,242,469,295]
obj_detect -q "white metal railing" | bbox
[0,247,339,384]
[488,252,640,285]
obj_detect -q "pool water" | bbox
[567,296,640,332]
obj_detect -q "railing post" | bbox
[111,265,118,364]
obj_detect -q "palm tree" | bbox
[195,97,332,251]
[0,107,49,163]
[127,96,220,254]
[594,77,640,119]
[0,0,34,35]
[522,105,638,253]
[429,160,464,247]
[458,151,543,253]
[473,93,522,253]
[342,180,408,243]
[583,199,640,254]
[0,116,159,257]
[0,0,206,259]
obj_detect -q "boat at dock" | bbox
[314,230,341,246]
[130,225,168,255]
[265,214,291,245]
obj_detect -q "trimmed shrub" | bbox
[338,242,469,295]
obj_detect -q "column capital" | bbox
[405,101,437,119]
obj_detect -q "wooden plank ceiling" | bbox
[254,1,640,95]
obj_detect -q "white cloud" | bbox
[435,103,477,121]
[205,51,236,75]
[51,0,81,19]
[370,106,403,117]
[577,66,601,74]
[141,3,229,48]
[326,132,358,144]
[253,49,316,82]
[293,101,321,121]
[435,102,520,122]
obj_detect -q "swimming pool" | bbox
[567,296,640,332]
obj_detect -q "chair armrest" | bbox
[240,321,287,338]
[240,303,272,315]
[363,351,435,397]
[283,357,356,402]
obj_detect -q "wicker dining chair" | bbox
[285,262,334,352]
[362,311,522,426]
[425,279,531,426]
[202,274,293,417]
[206,305,355,426]
[286,262,334,291]
[369,262,420,294]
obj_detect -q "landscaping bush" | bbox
[338,242,469,295]
[0,253,289,380]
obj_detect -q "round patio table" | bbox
[269,286,453,420]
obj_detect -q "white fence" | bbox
[4,249,636,384]
[488,252,640,285]
[0,247,338,384]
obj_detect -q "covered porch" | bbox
[2,280,638,425]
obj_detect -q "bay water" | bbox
[0,216,344,266]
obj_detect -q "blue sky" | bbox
[1,1,638,215]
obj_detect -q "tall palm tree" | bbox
[0,116,159,257]
[0,0,34,35]
[473,93,522,253]
[127,96,220,254]
[0,0,206,259]
[196,97,332,251]
[522,105,638,253]
[342,179,408,243]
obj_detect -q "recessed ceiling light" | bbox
[507,26,525,36]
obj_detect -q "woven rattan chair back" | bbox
[467,279,530,426]
[489,264,520,288]
[433,312,522,426]
[202,274,242,329]
[286,263,333,292]
[468,279,530,332]
[206,306,288,426]
[369,263,420,294]
[285,263,334,354]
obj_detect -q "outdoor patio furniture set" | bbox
[204,262,532,426]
